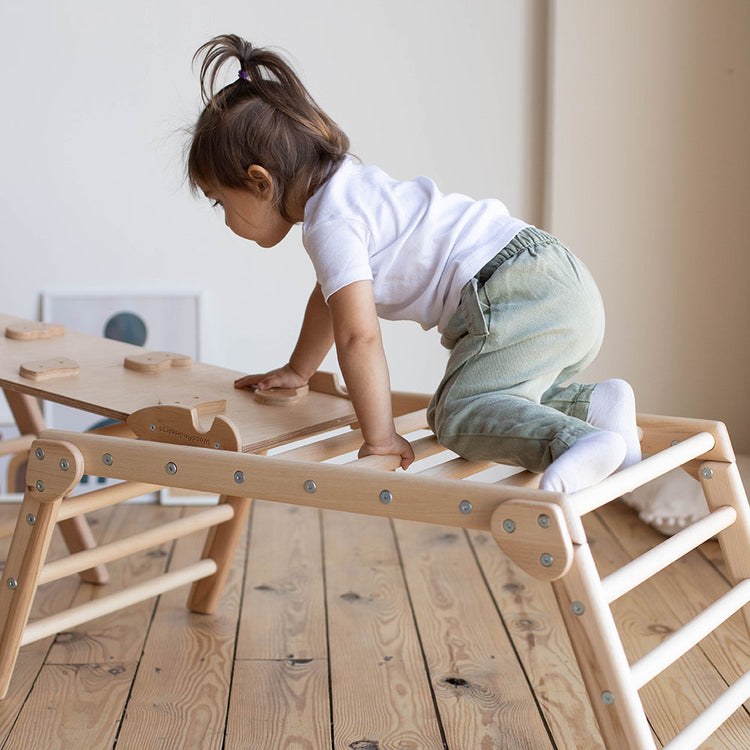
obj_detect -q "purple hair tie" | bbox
[238,69,250,80]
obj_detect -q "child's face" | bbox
[198,181,293,248]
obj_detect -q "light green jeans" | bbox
[427,227,605,473]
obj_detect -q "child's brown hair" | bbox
[188,34,350,221]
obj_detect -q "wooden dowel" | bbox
[21,559,217,647]
[417,457,496,480]
[0,434,35,457]
[277,409,430,462]
[601,506,738,603]
[572,432,716,516]
[496,470,541,489]
[0,482,163,541]
[57,482,163,522]
[630,578,750,689]
[662,669,750,750]
[38,504,235,585]
[347,436,446,472]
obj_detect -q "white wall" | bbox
[547,0,750,452]
[0,0,542,421]
[4,0,747,454]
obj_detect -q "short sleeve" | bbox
[302,219,373,301]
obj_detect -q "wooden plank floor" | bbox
[1,496,749,749]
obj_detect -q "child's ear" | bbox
[246,165,274,200]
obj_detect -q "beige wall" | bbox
[547,0,750,452]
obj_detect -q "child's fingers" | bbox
[234,374,263,389]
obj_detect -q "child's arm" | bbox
[327,280,415,470]
[234,284,334,390]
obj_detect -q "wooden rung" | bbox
[57,482,163,522]
[630,578,750,689]
[572,432,716,516]
[38,504,235,585]
[277,409,430,462]
[21,559,217,647]
[662,669,750,750]
[601,506,738,603]
[0,482,156,540]
[0,434,35,457]
[417,457,496,480]
[350,436,446,472]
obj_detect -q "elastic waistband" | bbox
[475,227,559,285]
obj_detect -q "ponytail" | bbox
[188,34,350,221]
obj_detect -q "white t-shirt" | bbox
[302,158,528,332]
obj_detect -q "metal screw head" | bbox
[502,519,516,534]
[379,490,393,504]
[7,578,18,590]
[234,470,245,484]
[601,691,615,705]
[459,500,473,515]
[571,601,585,616]
[59,458,70,471]
[102,453,114,466]
[537,514,551,528]
[304,480,317,494]
[540,553,554,568]
[166,462,178,475]
[701,467,714,480]
[26,514,36,526]
[35,480,45,492]
[35,448,45,460]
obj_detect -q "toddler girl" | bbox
[187,34,641,492]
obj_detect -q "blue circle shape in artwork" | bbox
[104,311,148,345]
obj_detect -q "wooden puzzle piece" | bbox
[5,322,65,341]
[19,358,80,382]
[253,385,310,406]
[159,396,227,415]
[308,371,349,398]
[123,351,193,373]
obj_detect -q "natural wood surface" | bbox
[2,498,749,749]
[0,313,357,453]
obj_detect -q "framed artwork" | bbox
[39,291,206,503]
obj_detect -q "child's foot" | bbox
[587,379,641,470]
[540,431,626,493]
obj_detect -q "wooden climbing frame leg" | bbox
[0,438,84,698]
[698,458,750,636]
[187,495,252,614]
[3,388,108,584]
[551,542,656,750]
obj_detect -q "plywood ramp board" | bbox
[0,313,357,452]
[323,509,445,749]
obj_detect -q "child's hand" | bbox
[234,363,308,391]
[358,434,415,470]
